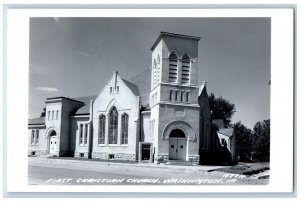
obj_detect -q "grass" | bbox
[214,162,269,175]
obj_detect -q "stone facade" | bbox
[28,32,236,165]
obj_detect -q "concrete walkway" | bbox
[29,157,227,173]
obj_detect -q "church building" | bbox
[28,32,236,165]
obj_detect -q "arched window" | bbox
[121,113,129,145]
[109,107,118,144]
[98,115,105,144]
[79,124,83,145]
[181,54,190,84]
[169,52,178,83]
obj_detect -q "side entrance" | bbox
[48,130,57,155]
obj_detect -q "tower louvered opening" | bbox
[169,52,178,83]
[181,54,190,84]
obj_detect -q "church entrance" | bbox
[49,130,57,155]
[169,129,186,160]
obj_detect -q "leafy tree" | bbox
[252,119,270,162]
[208,93,236,128]
[40,107,46,117]
[233,122,253,162]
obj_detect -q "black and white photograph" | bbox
[2,3,296,198]
[27,17,271,185]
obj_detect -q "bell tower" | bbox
[150,32,201,107]
[149,32,202,164]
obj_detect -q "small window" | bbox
[180,91,184,102]
[175,91,178,102]
[80,153,84,158]
[84,124,88,145]
[110,87,113,93]
[56,110,59,120]
[171,145,174,148]
[52,111,54,120]
[180,145,184,149]
[186,92,190,103]
[48,111,50,120]
[31,130,35,145]
[109,154,115,160]
[169,90,173,101]
[35,130,39,145]
[117,86,119,93]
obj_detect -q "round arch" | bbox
[45,126,58,138]
[162,121,196,141]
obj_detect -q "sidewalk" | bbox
[29,157,227,173]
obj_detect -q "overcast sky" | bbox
[29,17,270,129]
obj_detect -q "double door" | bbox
[169,138,186,160]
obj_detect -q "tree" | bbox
[233,122,253,162]
[208,93,236,128]
[40,107,46,117]
[252,119,270,162]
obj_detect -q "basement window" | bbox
[109,154,115,160]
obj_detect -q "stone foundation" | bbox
[154,154,169,163]
[28,150,47,156]
[188,155,200,165]
[74,151,89,158]
[92,152,136,161]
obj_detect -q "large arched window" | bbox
[169,52,178,83]
[98,115,105,145]
[109,107,118,144]
[181,54,190,84]
[121,113,129,145]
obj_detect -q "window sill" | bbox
[108,144,119,147]
[120,144,128,146]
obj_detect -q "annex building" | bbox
[28,32,236,165]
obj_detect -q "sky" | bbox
[29,17,270,129]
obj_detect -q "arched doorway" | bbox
[169,129,187,160]
[49,130,57,155]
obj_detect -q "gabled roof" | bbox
[218,128,234,137]
[122,78,140,96]
[129,67,151,108]
[72,95,98,115]
[28,117,45,125]
[199,81,207,97]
